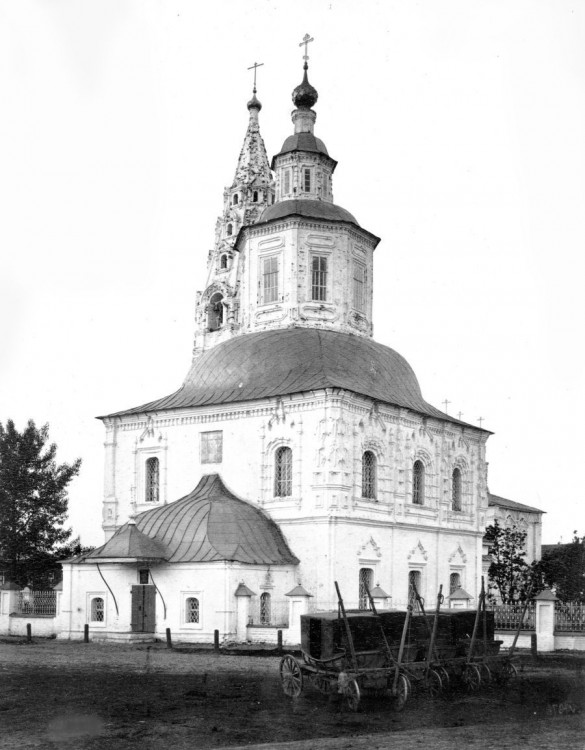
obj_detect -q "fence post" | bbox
[277,629,283,653]
[534,588,557,653]
[285,584,313,648]
[26,623,32,642]
[214,629,220,651]
[234,583,255,643]
[166,628,172,649]
[84,624,89,643]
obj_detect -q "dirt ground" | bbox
[0,639,583,750]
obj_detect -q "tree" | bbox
[0,419,81,586]
[537,531,585,602]
[484,520,541,604]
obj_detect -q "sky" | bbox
[1,0,584,546]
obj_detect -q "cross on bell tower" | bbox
[299,33,314,64]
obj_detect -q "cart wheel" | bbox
[479,663,492,684]
[496,661,518,686]
[280,655,303,697]
[437,666,450,688]
[343,678,361,712]
[462,664,481,692]
[393,673,410,712]
[313,675,334,695]
[426,669,443,698]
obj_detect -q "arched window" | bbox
[226,223,233,236]
[452,467,462,511]
[362,451,377,499]
[408,570,422,607]
[208,292,224,331]
[274,446,292,497]
[91,597,104,622]
[220,254,228,270]
[359,568,374,610]
[185,597,199,623]
[450,572,461,594]
[260,592,271,624]
[412,460,425,505]
[233,194,239,205]
[253,190,258,202]
[145,457,159,503]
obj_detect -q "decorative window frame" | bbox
[282,168,292,197]
[135,442,167,508]
[309,250,332,303]
[87,592,107,627]
[448,456,470,515]
[273,445,293,498]
[360,449,378,501]
[181,591,203,630]
[258,252,282,306]
[407,567,425,606]
[449,567,465,594]
[262,437,300,505]
[408,449,434,509]
[352,259,367,313]
[301,165,313,195]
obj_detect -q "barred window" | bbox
[311,256,328,301]
[303,168,311,193]
[408,570,422,605]
[201,431,222,464]
[260,592,271,625]
[185,597,199,624]
[139,569,149,584]
[274,446,292,497]
[91,597,104,623]
[452,468,462,511]
[145,457,159,503]
[359,567,374,610]
[450,572,461,594]
[283,169,291,195]
[362,451,377,499]
[262,256,279,304]
[412,460,425,505]
[353,262,365,312]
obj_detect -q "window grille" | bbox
[452,467,462,511]
[186,597,199,624]
[201,431,223,464]
[450,572,461,594]
[311,256,328,301]
[359,568,374,610]
[260,592,271,625]
[139,569,149,584]
[412,460,425,505]
[362,451,377,499]
[145,457,159,503]
[353,262,365,312]
[283,170,291,194]
[91,597,104,622]
[274,446,292,497]
[303,168,311,192]
[262,256,279,303]
[408,571,422,608]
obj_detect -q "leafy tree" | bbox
[484,520,541,604]
[0,419,81,586]
[537,531,585,602]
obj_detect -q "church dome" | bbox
[259,198,358,226]
[89,474,299,565]
[106,328,457,425]
[292,66,318,109]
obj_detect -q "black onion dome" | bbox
[103,328,473,430]
[292,66,318,109]
[247,92,262,111]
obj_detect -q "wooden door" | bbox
[131,585,156,632]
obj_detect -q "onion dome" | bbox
[292,63,318,109]
[247,90,262,112]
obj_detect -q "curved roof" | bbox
[259,199,359,227]
[88,524,168,561]
[87,474,299,565]
[104,328,469,428]
[274,132,330,159]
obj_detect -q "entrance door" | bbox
[131,585,156,633]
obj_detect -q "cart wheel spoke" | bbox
[463,664,481,691]
[427,669,443,698]
[393,673,409,712]
[496,661,517,685]
[280,655,303,698]
[344,678,361,712]
[479,663,492,684]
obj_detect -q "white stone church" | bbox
[58,55,542,643]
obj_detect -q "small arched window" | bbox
[362,451,377,500]
[412,460,425,505]
[208,292,224,331]
[260,592,271,624]
[452,467,462,511]
[408,570,422,607]
[253,190,258,202]
[91,597,104,622]
[359,568,374,610]
[220,254,228,270]
[226,223,233,236]
[233,194,239,205]
[274,446,292,497]
[185,597,199,623]
[145,457,159,503]
[450,572,461,594]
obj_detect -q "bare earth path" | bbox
[0,640,583,749]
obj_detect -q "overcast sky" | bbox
[1,0,584,546]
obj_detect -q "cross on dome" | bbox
[247,61,264,93]
[299,33,314,62]
[246,60,264,111]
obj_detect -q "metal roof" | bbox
[103,328,477,431]
[488,492,543,514]
[271,132,334,170]
[88,523,167,561]
[259,198,359,227]
[88,475,298,566]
